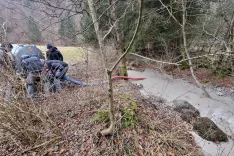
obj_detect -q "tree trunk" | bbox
[87,0,115,135]
[87,0,106,64]
[181,0,211,98]
[109,0,128,76]
[100,70,115,135]
[88,0,143,136]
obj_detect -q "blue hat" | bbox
[47,43,53,49]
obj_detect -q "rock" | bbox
[180,109,199,123]
[127,66,135,70]
[127,61,139,70]
[136,83,143,88]
[54,145,59,152]
[172,100,200,115]
[172,100,200,123]
[193,117,228,142]
[216,91,224,96]
[70,62,78,66]
[216,87,223,92]
[151,96,166,103]
[129,61,139,67]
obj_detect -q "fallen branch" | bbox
[176,52,234,64]
[130,53,180,65]
[131,49,234,67]
[22,137,61,153]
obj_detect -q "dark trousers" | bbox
[27,72,41,97]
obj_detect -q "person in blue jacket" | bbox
[20,55,43,98]
[43,60,68,94]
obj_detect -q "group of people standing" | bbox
[0,42,69,99]
[21,43,68,98]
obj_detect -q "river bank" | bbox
[128,68,234,156]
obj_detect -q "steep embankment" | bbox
[128,68,234,156]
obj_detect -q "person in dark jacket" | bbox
[21,55,43,98]
[43,60,68,94]
[46,44,63,61]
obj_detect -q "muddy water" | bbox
[128,68,234,156]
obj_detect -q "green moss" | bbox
[121,102,138,128]
[92,110,109,123]
[121,65,128,76]
[213,69,230,78]
[200,79,209,84]
[120,94,131,100]
[180,61,190,70]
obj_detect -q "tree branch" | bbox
[110,0,143,72]
[2,21,8,41]
[181,0,210,98]
[158,0,182,27]
[130,53,180,65]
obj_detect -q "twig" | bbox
[130,53,180,65]
[176,52,234,64]
[158,0,182,27]
[22,137,61,153]
[131,51,234,67]
[102,23,116,41]
[2,21,8,41]
[102,7,128,42]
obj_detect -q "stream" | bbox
[128,68,234,156]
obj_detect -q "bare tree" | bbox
[87,0,143,135]
[181,0,210,98]
[159,0,211,98]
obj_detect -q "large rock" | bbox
[173,100,199,114]
[172,100,200,123]
[180,109,199,123]
[193,117,228,142]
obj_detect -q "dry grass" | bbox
[0,48,203,155]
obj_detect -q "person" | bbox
[20,55,43,98]
[43,60,68,94]
[0,42,16,103]
[0,41,15,70]
[46,43,63,61]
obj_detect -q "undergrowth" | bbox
[121,101,138,128]
[92,109,109,123]
[0,51,203,155]
[92,100,138,128]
